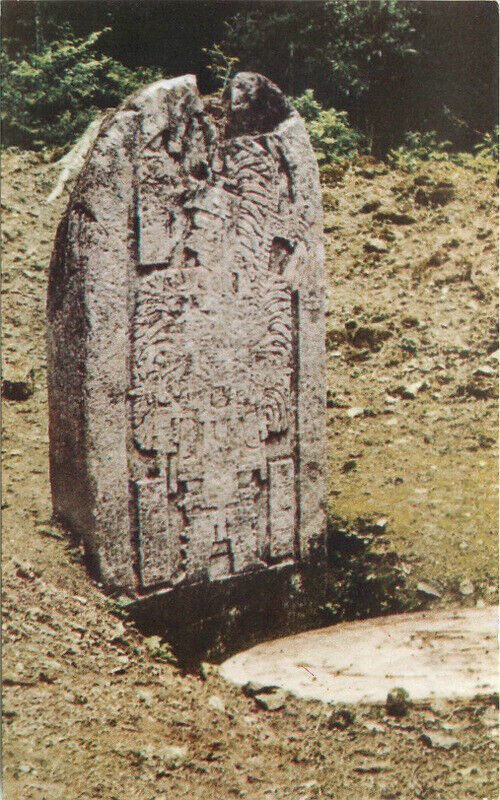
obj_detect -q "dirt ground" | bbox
[2,148,498,799]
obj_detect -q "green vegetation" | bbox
[387,131,453,172]
[1,1,497,160]
[1,28,161,149]
[222,1,418,134]
[291,90,365,163]
[473,127,500,165]
[227,2,419,157]
[220,0,497,154]
[388,128,499,174]
[202,43,240,92]
[291,90,365,180]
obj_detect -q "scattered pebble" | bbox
[137,689,154,707]
[208,694,226,713]
[364,237,389,254]
[421,731,459,750]
[139,744,189,769]
[109,621,126,641]
[396,380,427,399]
[473,365,495,377]
[15,561,39,581]
[417,581,442,599]
[144,635,163,653]
[480,706,498,729]
[73,595,88,605]
[242,681,279,698]
[362,721,386,734]
[347,407,365,418]
[458,578,475,596]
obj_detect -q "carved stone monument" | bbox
[48,73,326,634]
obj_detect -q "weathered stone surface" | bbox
[47,73,326,597]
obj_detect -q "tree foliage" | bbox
[1,28,161,149]
[202,43,240,92]
[222,0,419,152]
[224,1,417,98]
[1,1,497,154]
[220,0,498,154]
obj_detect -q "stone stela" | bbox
[47,73,327,600]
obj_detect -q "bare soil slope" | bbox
[2,150,498,800]
[324,160,498,601]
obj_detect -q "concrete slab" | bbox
[220,606,498,704]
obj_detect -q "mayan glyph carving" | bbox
[48,73,326,594]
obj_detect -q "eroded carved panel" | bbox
[130,79,307,588]
[131,261,298,587]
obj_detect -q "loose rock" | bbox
[137,689,154,707]
[417,581,442,599]
[139,744,189,769]
[208,695,226,713]
[480,706,498,729]
[242,681,279,698]
[144,635,163,653]
[396,380,427,399]
[458,578,474,596]
[421,731,459,750]
[347,407,365,419]
[473,365,495,377]
[364,238,389,254]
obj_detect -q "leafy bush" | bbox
[473,127,499,163]
[452,129,499,174]
[291,90,365,176]
[388,128,499,173]
[1,28,162,149]
[387,131,451,171]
